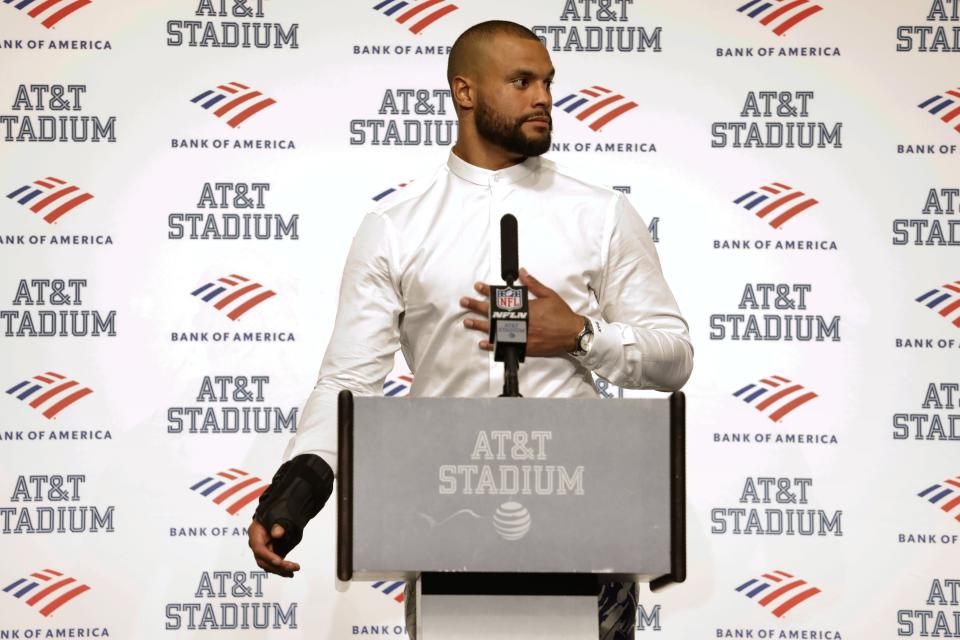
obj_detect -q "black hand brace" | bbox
[253,454,334,558]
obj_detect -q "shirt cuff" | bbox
[576,316,618,372]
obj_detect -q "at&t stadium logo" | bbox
[892,381,959,443]
[897,1,960,52]
[711,476,842,536]
[167,0,298,49]
[2,278,116,338]
[1,84,116,144]
[2,474,115,534]
[168,181,298,242]
[350,88,456,146]
[897,579,960,637]
[892,187,960,247]
[167,374,298,436]
[709,283,840,342]
[531,0,661,53]
[165,571,297,630]
[712,91,841,149]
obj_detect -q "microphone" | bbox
[488,214,529,397]
[500,214,519,285]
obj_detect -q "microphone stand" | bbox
[500,272,522,399]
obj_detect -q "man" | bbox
[249,20,693,640]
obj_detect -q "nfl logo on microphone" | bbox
[497,288,523,310]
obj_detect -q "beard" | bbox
[474,97,552,157]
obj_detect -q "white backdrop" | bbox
[1,1,957,638]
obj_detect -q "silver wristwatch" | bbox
[570,317,594,357]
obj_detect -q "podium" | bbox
[336,391,685,639]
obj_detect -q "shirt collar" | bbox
[446,150,538,187]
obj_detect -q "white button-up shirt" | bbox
[285,152,693,471]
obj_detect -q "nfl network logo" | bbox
[497,288,522,310]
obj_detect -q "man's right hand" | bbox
[248,519,301,578]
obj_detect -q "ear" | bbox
[451,75,475,111]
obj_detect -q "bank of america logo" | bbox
[733,182,819,229]
[733,376,817,422]
[915,281,960,328]
[372,182,411,202]
[554,86,637,132]
[372,0,458,34]
[736,0,823,36]
[190,82,277,129]
[190,468,269,515]
[383,374,413,397]
[371,581,405,603]
[6,372,93,419]
[3,569,90,617]
[917,475,960,523]
[918,88,960,134]
[191,274,277,321]
[6,177,93,224]
[3,0,93,29]
[736,570,822,617]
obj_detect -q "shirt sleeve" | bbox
[577,192,694,391]
[281,212,403,474]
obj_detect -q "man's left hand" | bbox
[459,267,585,356]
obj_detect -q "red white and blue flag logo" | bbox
[917,475,960,523]
[5,372,93,419]
[372,0,458,34]
[190,468,269,516]
[554,86,637,132]
[6,177,93,224]
[918,88,960,135]
[371,580,405,602]
[383,374,413,397]
[733,375,817,422]
[190,82,277,129]
[735,570,822,617]
[733,182,819,229]
[3,569,90,617]
[373,181,412,202]
[915,281,960,328]
[191,274,277,321]
[736,0,824,36]
[2,0,94,29]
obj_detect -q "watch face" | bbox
[581,332,595,352]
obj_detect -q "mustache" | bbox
[522,112,552,124]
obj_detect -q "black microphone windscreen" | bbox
[500,214,519,283]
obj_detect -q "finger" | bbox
[479,340,493,351]
[271,524,286,539]
[459,296,489,315]
[519,268,554,298]
[473,282,491,296]
[463,318,490,333]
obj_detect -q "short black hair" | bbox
[447,20,542,87]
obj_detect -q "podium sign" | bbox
[338,396,682,582]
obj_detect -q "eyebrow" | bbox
[508,68,556,79]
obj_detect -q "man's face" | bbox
[473,35,555,157]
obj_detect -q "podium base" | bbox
[418,592,598,640]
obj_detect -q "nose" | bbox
[531,81,551,112]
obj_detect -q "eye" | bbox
[512,78,529,89]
